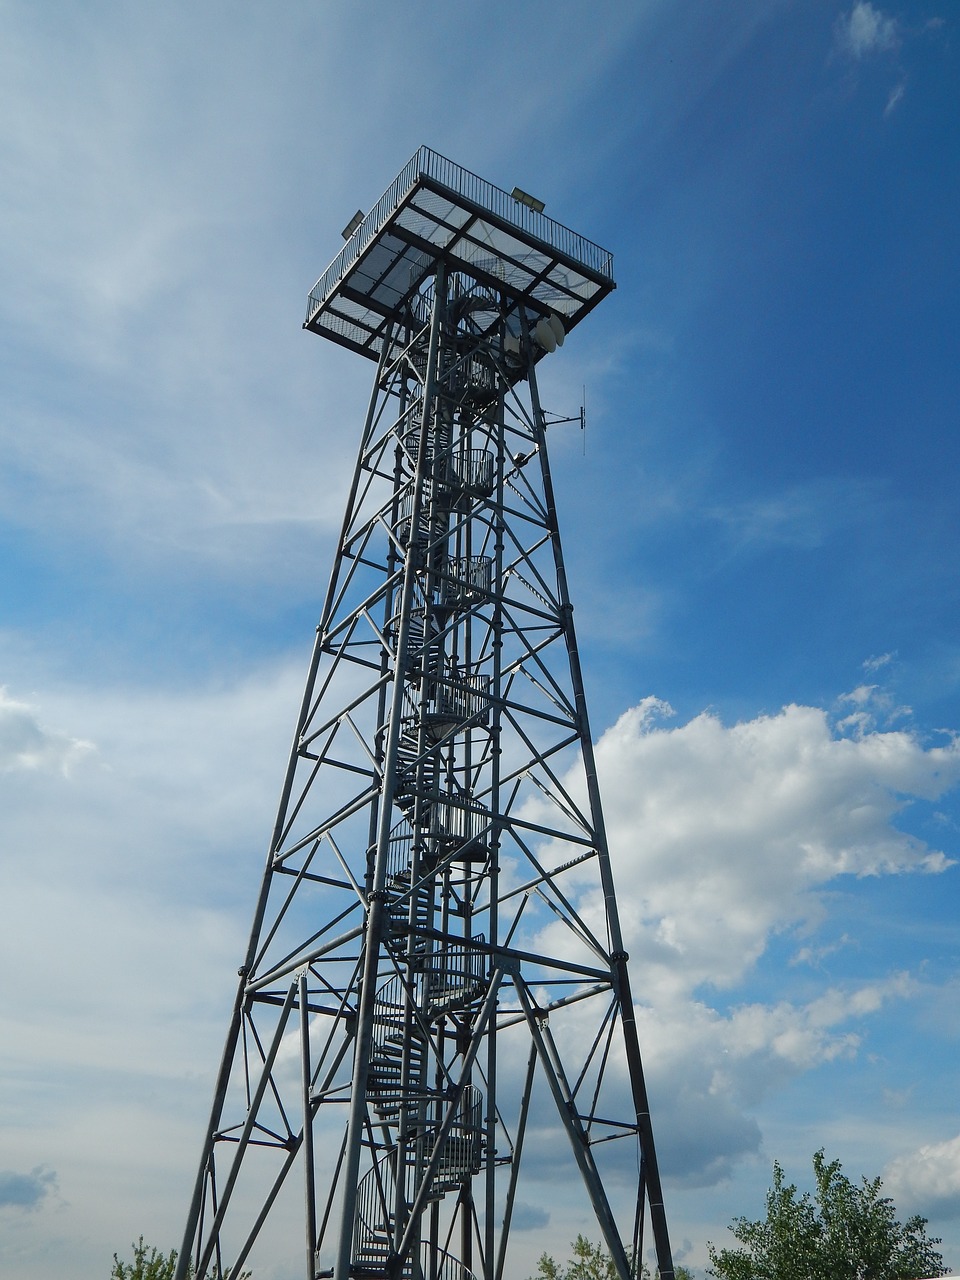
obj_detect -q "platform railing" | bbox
[306,146,614,326]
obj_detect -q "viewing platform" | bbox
[304,146,615,360]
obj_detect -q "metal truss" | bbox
[176,151,673,1280]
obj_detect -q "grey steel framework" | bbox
[176,147,674,1280]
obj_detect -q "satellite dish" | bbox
[534,317,557,353]
[549,313,565,346]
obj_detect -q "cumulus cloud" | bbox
[587,697,958,999]
[0,688,94,776]
[885,1135,960,1219]
[835,3,899,60]
[525,695,960,1185]
[0,1167,57,1211]
[7,667,947,1194]
[630,974,915,1185]
[3,662,958,1204]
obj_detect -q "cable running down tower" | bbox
[176,147,673,1280]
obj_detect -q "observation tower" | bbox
[176,147,673,1280]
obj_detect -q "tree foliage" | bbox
[110,1237,251,1280]
[529,1234,693,1280]
[708,1150,947,1280]
[111,1238,179,1280]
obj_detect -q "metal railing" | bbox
[387,823,414,883]
[424,939,487,1015]
[429,800,488,846]
[441,555,493,607]
[432,672,491,726]
[306,146,614,325]
[452,448,494,495]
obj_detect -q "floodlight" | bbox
[341,209,364,240]
[511,185,545,214]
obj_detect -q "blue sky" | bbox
[1,2,959,1277]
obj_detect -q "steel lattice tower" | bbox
[176,148,673,1280]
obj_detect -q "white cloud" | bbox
[839,683,878,707]
[585,698,958,1000]
[885,1135,960,1219]
[21,669,947,1199]
[516,695,960,1186]
[0,657,306,1051]
[835,3,899,60]
[0,687,94,775]
[885,80,907,116]
[2,667,957,1234]
[865,653,896,674]
[0,658,308,1275]
[541,694,960,989]
[625,973,917,1186]
[0,5,371,578]
[790,934,852,968]
[835,681,912,737]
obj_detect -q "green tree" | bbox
[529,1234,693,1280]
[110,1238,251,1280]
[707,1150,947,1280]
[111,1238,178,1280]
